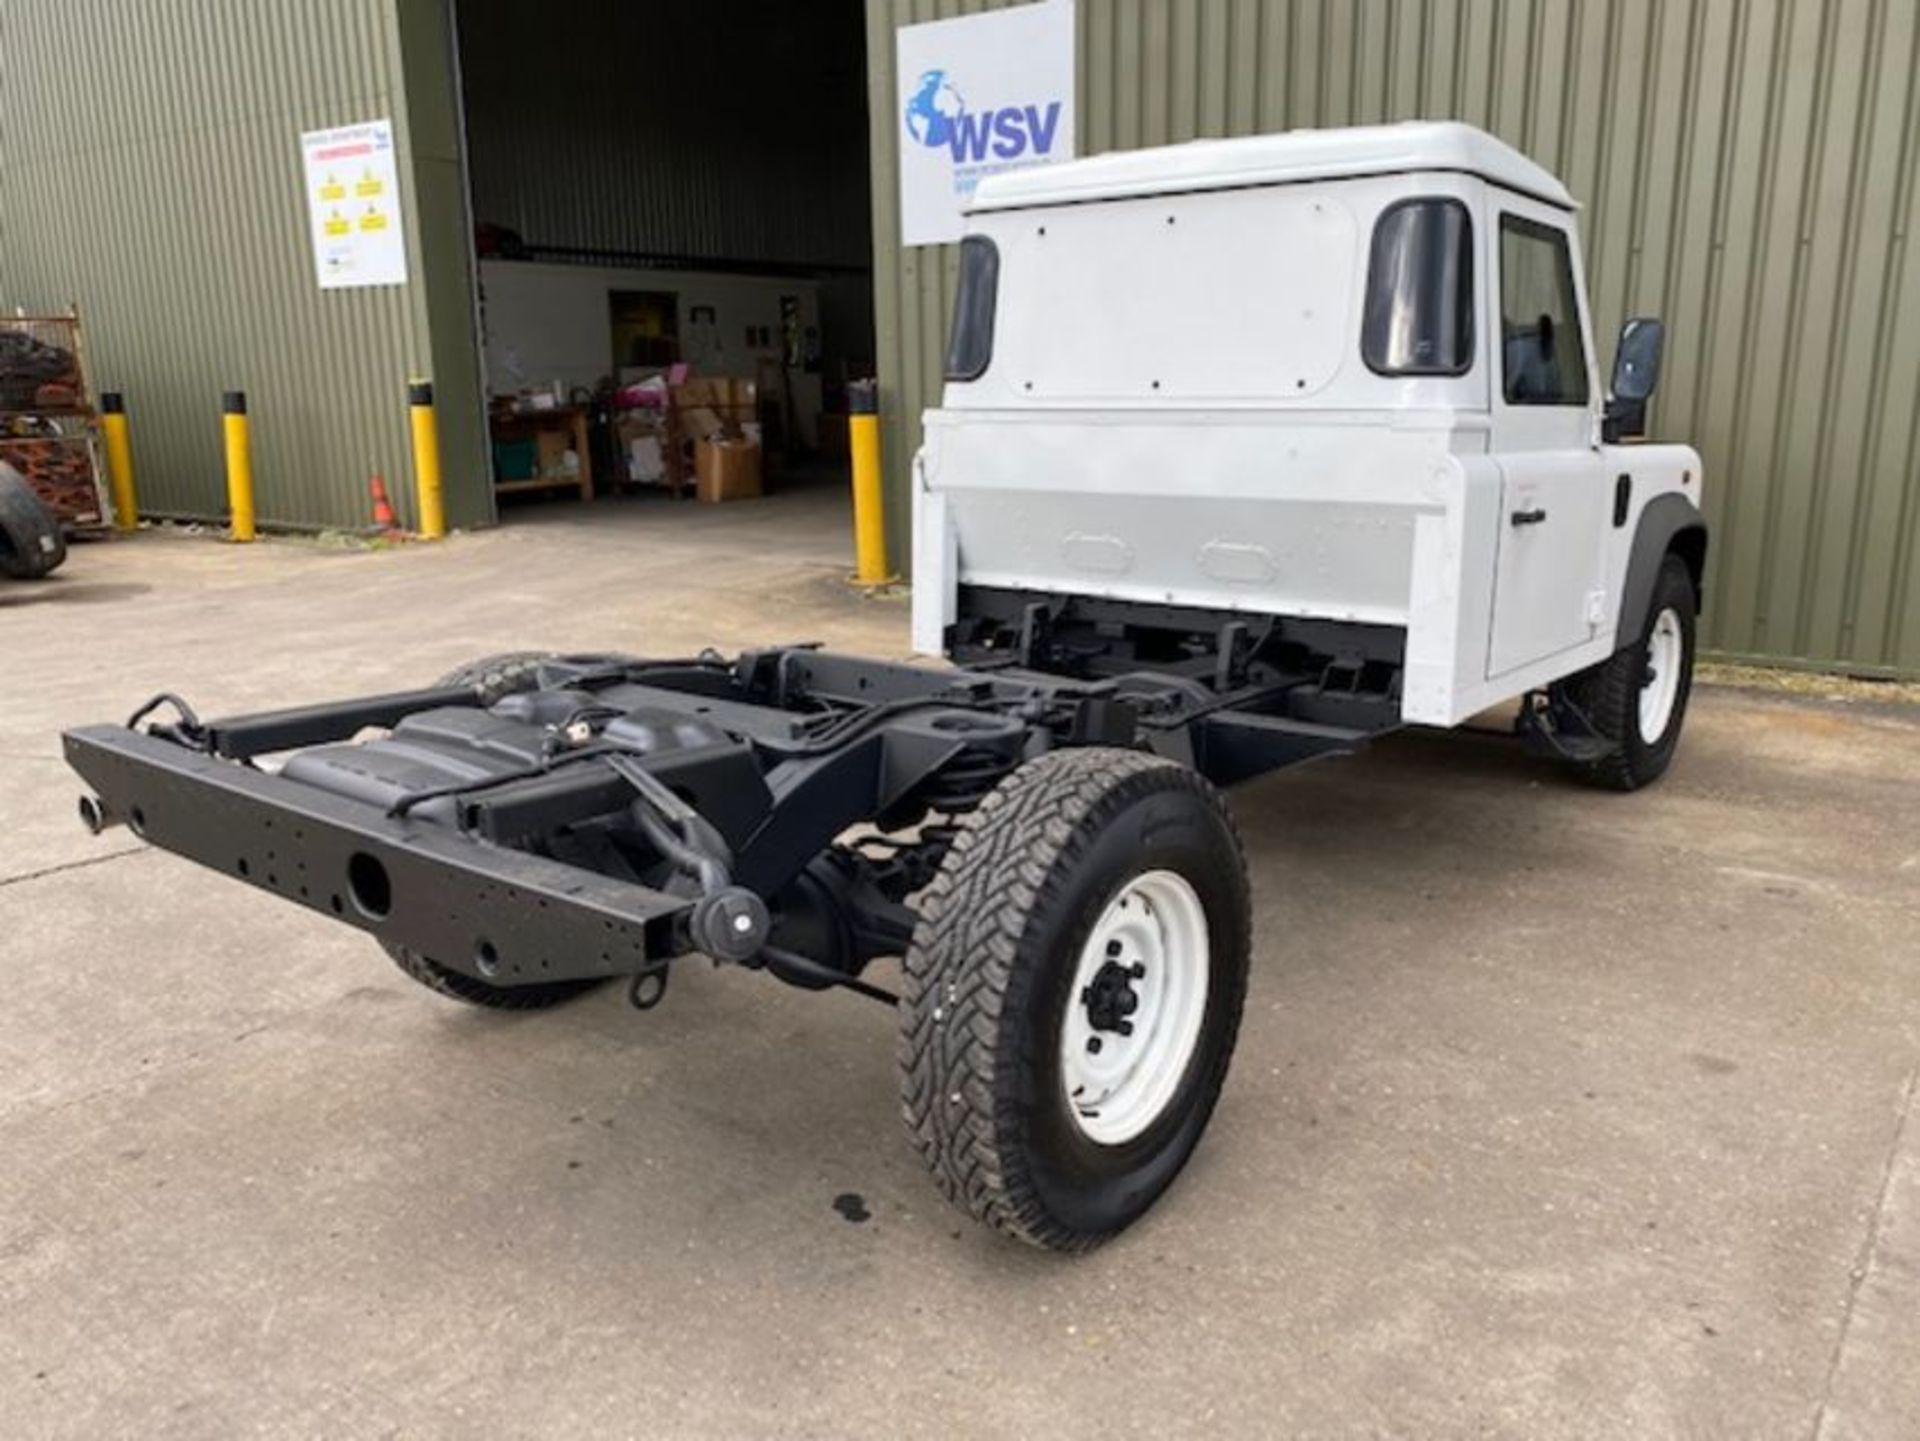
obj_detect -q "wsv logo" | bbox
[905,69,1063,162]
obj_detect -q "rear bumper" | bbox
[63,724,692,986]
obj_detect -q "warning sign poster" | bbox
[301,119,408,290]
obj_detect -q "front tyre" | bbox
[1569,553,1699,791]
[898,748,1251,1252]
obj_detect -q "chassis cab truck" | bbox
[64,124,1704,1252]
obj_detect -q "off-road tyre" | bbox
[1567,553,1698,791]
[899,747,1251,1252]
[379,649,607,1010]
[0,462,67,579]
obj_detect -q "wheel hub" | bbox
[1059,870,1211,1146]
[1081,955,1145,1037]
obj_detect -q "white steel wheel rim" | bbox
[1639,607,1684,744]
[1059,869,1211,1146]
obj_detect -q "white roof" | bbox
[969,121,1575,213]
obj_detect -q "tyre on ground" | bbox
[899,746,1252,1251]
[1565,553,1699,791]
[0,462,67,580]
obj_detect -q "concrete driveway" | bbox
[3,486,1918,1439]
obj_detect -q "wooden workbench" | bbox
[491,405,594,502]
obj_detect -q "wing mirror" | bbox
[1603,317,1665,442]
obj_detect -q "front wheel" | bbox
[1567,553,1698,791]
[898,748,1251,1251]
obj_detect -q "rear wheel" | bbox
[1567,553,1698,791]
[379,650,608,1010]
[0,462,66,579]
[899,748,1251,1251]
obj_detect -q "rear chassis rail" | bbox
[66,622,1405,995]
[65,724,687,986]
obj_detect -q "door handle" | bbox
[1510,507,1548,527]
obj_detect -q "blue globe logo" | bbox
[905,69,966,149]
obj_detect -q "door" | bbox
[609,290,680,370]
[1486,202,1608,678]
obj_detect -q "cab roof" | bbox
[969,121,1575,213]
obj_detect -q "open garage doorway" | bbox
[452,0,873,520]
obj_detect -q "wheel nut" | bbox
[1086,1036,1103,1055]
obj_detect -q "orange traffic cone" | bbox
[368,473,403,537]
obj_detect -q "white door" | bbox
[1486,200,1608,678]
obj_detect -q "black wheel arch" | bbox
[1618,492,1707,648]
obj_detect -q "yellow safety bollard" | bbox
[408,379,446,540]
[100,391,138,531]
[848,380,894,585]
[222,391,256,542]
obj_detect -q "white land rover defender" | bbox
[67,123,1706,1253]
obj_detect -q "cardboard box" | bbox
[672,376,758,438]
[679,405,727,443]
[534,429,571,477]
[695,437,762,503]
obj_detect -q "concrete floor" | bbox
[3,486,1918,1439]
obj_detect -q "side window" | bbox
[945,235,999,381]
[1498,215,1589,405]
[1362,198,1474,376]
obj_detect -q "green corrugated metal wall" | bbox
[0,0,488,533]
[865,0,1920,676]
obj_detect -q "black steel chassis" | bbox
[63,590,1406,1004]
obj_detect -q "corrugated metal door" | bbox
[866,0,1920,675]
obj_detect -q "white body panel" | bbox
[996,188,1359,403]
[910,126,1704,728]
